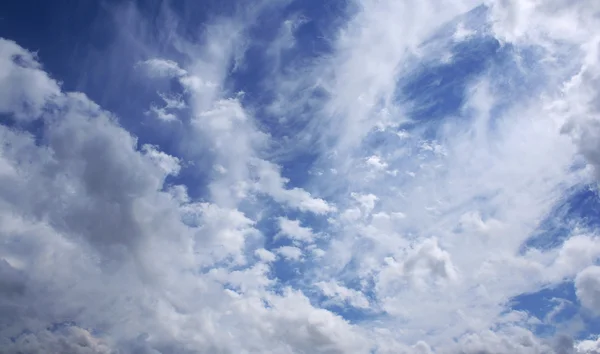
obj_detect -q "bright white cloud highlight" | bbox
[277,217,316,243]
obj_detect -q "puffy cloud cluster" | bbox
[0,37,361,353]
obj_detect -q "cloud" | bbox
[575,266,600,317]
[365,155,388,171]
[139,50,335,215]
[316,280,370,309]
[376,238,458,310]
[276,246,304,261]
[274,0,600,350]
[147,105,178,122]
[576,337,600,354]
[3,0,600,352]
[137,58,187,79]
[252,159,336,214]
[1,325,114,354]
[277,216,317,243]
[448,325,555,354]
[0,38,60,120]
[0,37,369,353]
[255,248,277,262]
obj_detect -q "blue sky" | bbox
[1,0,600,353]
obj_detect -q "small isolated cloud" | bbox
[276,246,303,261]
[147,105,178,122]
[137,58,187,78]
[277,217,316,243]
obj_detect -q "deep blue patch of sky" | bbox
[510,281,600,340]
[399,36,501,122]
[524,186,600,252]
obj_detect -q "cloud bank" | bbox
[1,0,600,353]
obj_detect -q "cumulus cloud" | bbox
[0,38,367,353]
[0,38,60,120]
[277,217,317,243]
[255,248,277,263]
[575,266,600,317]
[576,337,600,354]
[448,325,556,354]
[276,246,304,261]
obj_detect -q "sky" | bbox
[1,0,600,353]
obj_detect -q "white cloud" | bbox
[316,280,370,309]
[446,325,556,354]
[141,144,181,176]
[547,235,600,282]
[453,22,475,41]
[265,14,308,70]
[575,266,600,317]
[312,248,326,258]
[276,246,304,261]
[0,38,370,353]
[3,0,600,352]
[182,202,258,265]
[275,0,600,350]
[158,92,186,110]
[568,119,600,180]
[487,0,600,45]
[376,238,458,309]
[255,248,277,263]
[147,105,178,122]
[576,336,600,354]
[0,39,60,120]
[137,58,187,78]
[141,51,335,215]
[366,155,388,170]
[351,192,378,213]
[253,159,336,214]
[277,217,316,243]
